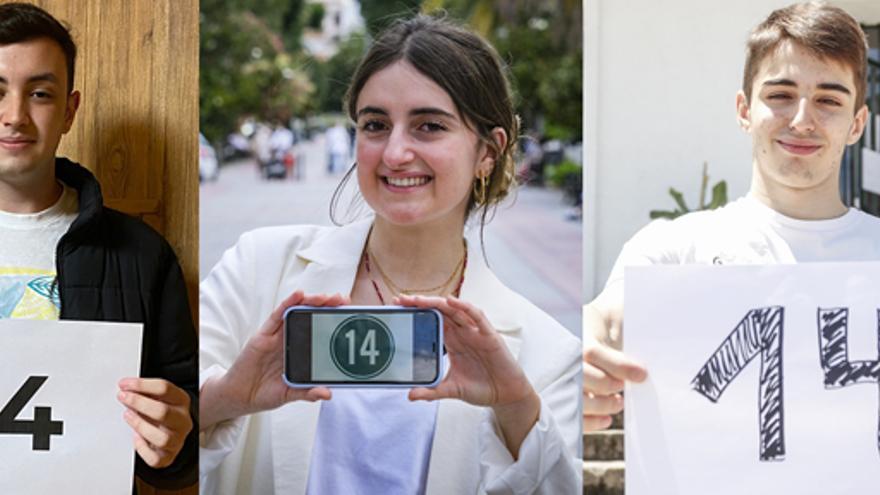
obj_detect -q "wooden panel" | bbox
[1,1,199,493]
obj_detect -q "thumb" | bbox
[409,387,441,402]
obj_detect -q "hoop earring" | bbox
[473,175,489,205]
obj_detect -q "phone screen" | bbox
[285,307,441,386]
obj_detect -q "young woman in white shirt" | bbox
[199,16,580,494]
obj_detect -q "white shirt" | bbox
[606,195,880,289]
[306,389,438,495]
[199,220,581,494]
[0,183,78,319]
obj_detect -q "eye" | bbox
[359,119,388,133]
[417,121,447,133]
[31,90,53,100]
[817,97,841,107]
[767,93,792,101]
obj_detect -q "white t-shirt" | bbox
[606,194,880,289]
[306,389,439,495]
[0,183,78,320]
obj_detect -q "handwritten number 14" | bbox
[692,307,880,461]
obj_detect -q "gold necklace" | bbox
[365,230,466,296]
[369,249,465,295]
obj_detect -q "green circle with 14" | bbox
[330,315,395,379]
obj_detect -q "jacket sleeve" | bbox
[135,242,199,489]
[479,335,582,493]
[198,232,258,477]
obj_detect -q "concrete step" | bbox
[584,429,623,461]
[583,460,625,495]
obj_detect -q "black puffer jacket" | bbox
[55,158,197,489]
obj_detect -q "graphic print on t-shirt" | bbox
[0,268,59,319]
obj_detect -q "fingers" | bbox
[124,409,177,453]
[286,386,332,403]
[260,290,305,335]
[132,430,174,468]
[303,293,350,307]
[583,362,625,395]
[118,378,189,405]
[408,387,440,401]
[261,291,349,336]
[118,389,191,430]
[446,296,491,334]
[582,343,640,433]
[584,391,624,416]
[583,414,614,432]
[583,343,647,384]
[395,295,482,332]
[118,380,193,467]
[408,381,457,402]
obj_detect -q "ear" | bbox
[476,127,508,178]
[62,90,80,134]
[846,104,868,146]
[735,90,751,132]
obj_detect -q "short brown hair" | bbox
[0,2,77,93]
[742,2,867,113]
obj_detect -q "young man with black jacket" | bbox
[0,3,197,489]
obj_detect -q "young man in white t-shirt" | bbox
[583,2,880,432]
[0,3,196,488]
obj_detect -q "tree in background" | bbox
[200,0,314,143]
[422,0,582,141]
[200,0,581,146]
[360,0,423,36]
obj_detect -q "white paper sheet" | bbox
[0,319,142,494]
[624,262,880,495]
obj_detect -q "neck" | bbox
[0,168,63,214]
[367,214,467,293]
[748,162,848,220]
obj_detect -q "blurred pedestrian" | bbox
[325,121,350,174]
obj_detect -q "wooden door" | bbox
[1,1,199,493]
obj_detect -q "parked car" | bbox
[199,133,219,182]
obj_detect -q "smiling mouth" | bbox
[0,138,37,151]
[383,176,432,188]
[777,140,821,156]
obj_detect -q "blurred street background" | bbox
[200,0,583,334]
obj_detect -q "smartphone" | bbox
[283,305,443,388]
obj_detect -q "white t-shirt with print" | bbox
[0,183,78,320]
[605,194,880,291]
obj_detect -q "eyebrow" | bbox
[762,78,851,95]
[356,106,457,119]
[0,73,60,85]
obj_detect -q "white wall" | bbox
[584,0,880,300]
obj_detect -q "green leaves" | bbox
[649,163,728,220]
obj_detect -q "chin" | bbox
[377,209,429,226]
[769,165,836,191]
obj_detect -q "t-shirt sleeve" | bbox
[605,218,680,290]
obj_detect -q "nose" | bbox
[382,127,415,167]
[0,92,30,129]
[788,97,816,134]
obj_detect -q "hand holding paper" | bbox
[582,300,647,432]
[118,378,193,468]
[583,341,646,431]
